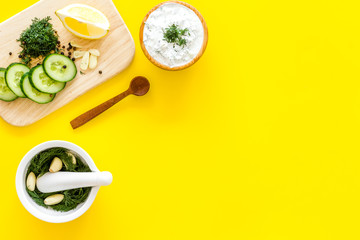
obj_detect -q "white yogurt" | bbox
[143,3,204,68]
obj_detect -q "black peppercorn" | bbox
[62,46,65,49]
[18,54,22,58]
[60,52,64,55]
[63,65,67,69]
[9,52,12,56]
[99,70,102,74]
[72,58,75,61]
[73,47,77,51]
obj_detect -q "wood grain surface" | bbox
[0,0,135,126]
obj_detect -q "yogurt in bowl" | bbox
[140,1,208,70]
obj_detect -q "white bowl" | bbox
[15,140,100,223]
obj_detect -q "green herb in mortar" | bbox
[163,24,190,47]
[17,17,59,65]
[26,147,91,212]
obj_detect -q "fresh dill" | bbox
[163,24,190,48]
[26,147,91,212]
[17,17,59,65]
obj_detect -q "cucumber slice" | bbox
[43,54,77,82]
[5,63,30,98]
[0,68,17,102]
[21,73,55,104]
[29,65,66,94]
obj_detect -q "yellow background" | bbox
[1,0,359,239]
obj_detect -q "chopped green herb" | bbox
[26,147,91,212]
[80,71,85,75]
[163,24,190,47]
[17,17,59,65]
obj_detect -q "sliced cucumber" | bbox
[43,54,77,82]
[5,63,30,98]
[21,73,55,104]
[29,65,66,94]
[0,68,17,102]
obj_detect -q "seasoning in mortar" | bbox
[143,2,204,68]
[26,147,91,212]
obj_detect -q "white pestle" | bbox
[36,171,113,193]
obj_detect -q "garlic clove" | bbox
[89,54,98,69]
[26,172,36,191]
[49,157,63,173]
[73,50,87,58]
[89,49,100,56]
[70,41,84,48]
[67,152,77,165]
[44,194,64,205]
[80,51,90,70]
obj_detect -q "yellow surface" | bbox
[0,0,359,239]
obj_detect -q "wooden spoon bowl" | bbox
[139,0,208,71]
[131,76,150,96]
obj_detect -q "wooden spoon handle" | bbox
[70,89,132,129]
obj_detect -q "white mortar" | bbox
[15,140,101,223]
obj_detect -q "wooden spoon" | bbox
[70,76,150,129]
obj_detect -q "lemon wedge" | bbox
[55,4,110,39]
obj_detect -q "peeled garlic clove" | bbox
[89,54,97,69]
[80,51,90,70]
[67,152,77,165]
[70,41,84,48]
[26,172,36,191]
[73,50,86,58]
[49,157,62,173]
[44,194,64,206]
[89,49,100,56]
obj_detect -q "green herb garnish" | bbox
[163,24,190,47]
[26,147,91,212]
[17,17,59,65]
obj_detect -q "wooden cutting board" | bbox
[0,0,135,126]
